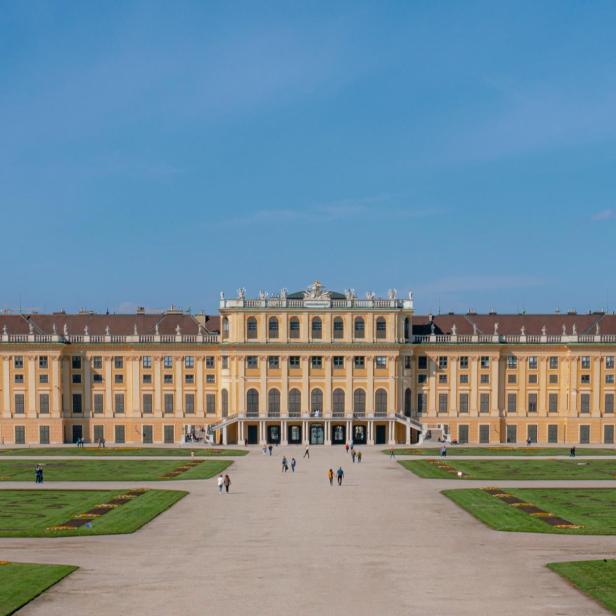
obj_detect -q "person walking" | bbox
[440,445,447,457]
[345,443,349,454]
[389,448,396,459]
[351,450,356,463]
[268,444,273,456]
[262,445,267,455]
[217,474,224,494]
[35,464,43,484]
[336,466,344,486]
[282,456,288,472]
[328,468,334,486]
[357,451,362,463]
[223,474,231,493]
[291,458,296,473]
[303,445,310,459]
[570,446,576,458]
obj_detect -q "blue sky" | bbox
[1,1,615,315]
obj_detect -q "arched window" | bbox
[333,317,344,339]
[222,389,229,417]
[222,317,229,339]
[268,317,279,339]
[268,389,280,416]
[404,388,412,417]
[311,317,322,339]
[354,317,365,339]
[375,388,387,416]
[404,317,410,341]
[311,388,323,415]
[288,388,301,417]
[246,388,259,416]
[353,389,366,416]
[247,317,258,339]
[376,317,386,339]
[289,317,300,339]
[332,388,345,416]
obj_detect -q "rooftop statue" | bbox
[451,323,457,335]
[63,323,68,336]
[304,280,331,301]
[541,325,547,336]
[237,288,245,299]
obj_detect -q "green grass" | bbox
[548,560,616,614]
[443,488,616,534]
[400,458,616,479]
[390,447,616,456]
[0,447,246,457]
[0,562,77,616]
[0,459,231,481]
[0,489,186,538]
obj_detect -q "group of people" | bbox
[35,464,44,483]
[327,467,345,486]
[281,456,297,472]
[216,474,232,494]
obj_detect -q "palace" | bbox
[1,281,616,447]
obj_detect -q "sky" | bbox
[1,1,615,316]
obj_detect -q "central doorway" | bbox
[267,424,281,444]
[310,424,324,445]
[352,424,367,445]
[288,424,302,444]
[331,424,346,445]
[246,424,259,445]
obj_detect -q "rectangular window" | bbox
[418,356,428,370]
[39,425,50,445]
[143,356,152,368]
[458,424,469,444]
[15,374,24,384]
[14,393,25,414]
[14,356,23,369]
[114,356,123,369]
[581,374,590,384]
[93,425,104,443]
[438,374,447,384]
[507,355,517,369]
[185,393,195,414]
[480,374,489,384]
[480,356,490,369]
[528,356,537,370]
[246,356,258,369]
[114,374,123,384]
[506,424,517,444]
[15,426,25,445]
[221,356,228,370]
[185,374,194,384]
[528,374,538,384]
[39,394,49,414]
[39,374,48,384]
[72,393,83,413]
[581,356,591,370]
[375,356,387,369]
[479,425,490,444]
[607,375,615,384]
[527,425,538,443]
[333,356,344,369]
[604,425,615,444]
[459,356,469,369]
[143,374,152,384]
[163,356,173,369]
[93,356,103,369]
[268,356,280,369]
[548,424,558,444]
[438,356,448,370]
[459,374,468,384]
[71,356,81,370]
[206,356,215,369]
[93,373,103,383]
[607,356,615,369]
[459,393,469,413]
[289,356,300,368]
[580,424,590,444]
[438,393,448,413]
[417,393,427,414]
[507,374,517,384]
[417,374,427,384]
[549,393,558,413]
[549,374,558,384]
[143,394,153,414]
[206,394,216,414]
[311,356,323,369]
[94,394,104,414]
[164,393,174,414]
[72,373,82,384]
[354,356,365,369]
[163,374,173,384]
[605,393,614,414]
[184,356,194,369]
[528,393,537,413]
[507,393,517,413]
[404,356,412,369]
[115,425,125,444]
[549,356,559,370]
[39,356,48,369]
[479,393,490,413]
[206,374,215,383]
[114,393,124,414]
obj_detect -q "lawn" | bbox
[443,488,616,534]
[400,459,616,480]
[0,562,77,616]
[0,447,246,457]
[548,560,616,614]
[0,459,231,481]
[0,489,186,538]
[389,447,616,456]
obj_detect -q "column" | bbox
[175,356,183,416]
[84,355,92,416]
[153,356,162,415]
[281,356,288,414]
[302,356,309,416]
[324,356,332,417]
[367,355,375,415]
[281,420,288,445]
[196,357,204,415]
[27,355,36,415]
[222,425,228,445]
[2,356,11,417]
[368,420,374,445]
[62,357,71,415]
[470,357,478,415]
[592,356,601,417]
[569,355,578,417]
[105,356,113,415]
[238,355,245,416]
[388,420,395,445]
[303,420,309,444]
[345,355,353,418]
[51,356,60,417]
[490,354,499,415]
[428,357,437,416]
[450,356,458,414]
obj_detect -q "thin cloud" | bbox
[592,209,616,221]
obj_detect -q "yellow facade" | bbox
[1,283,615,446]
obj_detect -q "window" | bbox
[206,394,216,414]
[246,389,259,415]
[143,356,152,368]
[289,318,300,339]
[438,393,448,414]
[460,374,469,384]
[246,356,258,369]
[333,356,344,369]
[70,356,81,370]
[115,425,125,444]
[438,356,448,370]
[459,356,468,369]
[507,355,517,369]
[185,393,195,414]
[14,356,23,369]
[143,374,152,384]
[375,389,388,416]
[163,356,173,369]
[311,317,322,339]
[439,374,448,384]
[289,356,300,369]
[418,356,428,370]
[354,317,365,339]
[247,317,258,339]
[114,393,124,414]
[333,317,344,339]
[581,374,590,384]
[549,393,558,413]
[206,374,215,384]
[528,393,537,413]
[143,394,153,414]
[548,424,558,444]
[221,356,228,369]
[459,393,469,413]
[353,389,366,415]
[528,374,537,384]
[268,389,280,416]
[268,356,279,369]
[39,394,49,414]
[376,317,386,339]
[93,356,103,369]
[418,374,427,384]
[527,425,538,444]
[480,374,489,384]
[164,393,174,414]
[549,374,558,384]
[222,317,229,338]
[333,389,345,415]
[479,425,490,444]
[184,356,194,369]
[375,356,387,369]
[311,356,323,369]
[40,425,50,445]
[15,374,24,384]
[185,374,194,384]
[580,425,590,444]
[607,375,615,384]
[507,393,517,413]
[604,425,615,444]
[114,356,123,369]
[164,374,173,384]
[581,356,591,370]
[221,389,229,417]
[288,389,301,416]
[94,394,103,413]
[507,374,517,384]
[549,356,559,369]
[607,356,615,369]
[72,373,82,384]
[39,374,48,384]
[404,388,412,415]
[73,393,83,413]
[114,374,123,384]
[206,356,215,369]
[311,389,323,414]
[354,356,365,369]
[417,393,427,414]
[268,317,279,339]
[404,356,412,369]
[39,356,48,369]
[15,426,25,445]
[480,356,490,369]
[479,393,490,413]
[528,356,537,370]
